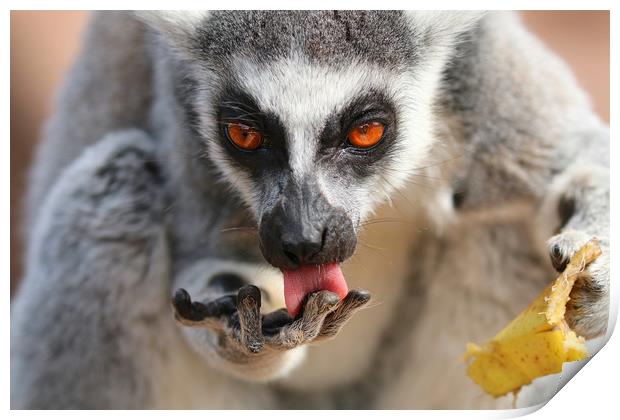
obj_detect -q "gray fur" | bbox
[12,10,609,409]
[12,131,168,408]
[191,11,420,70]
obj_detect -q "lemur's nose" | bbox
[258,177,357,270]
[281,230,325,266]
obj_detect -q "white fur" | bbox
[200,52,451,225]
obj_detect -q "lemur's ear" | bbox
[133,11,210,56]
[404,11,487,49]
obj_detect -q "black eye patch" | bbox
[317,90,398,172]
[340,91,396,131]
[215,86,290,175]
[217,88,265,130]
[217,87,289,149]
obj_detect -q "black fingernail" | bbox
[172,288,192,318]
[348,289,372,304]
[550,245,569,272]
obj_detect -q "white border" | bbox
[5,1,617,419]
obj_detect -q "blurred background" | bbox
[10,11,610,295]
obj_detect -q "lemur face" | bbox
[171,11,449,270]
[213,62,401,269]
[149,11,465,272]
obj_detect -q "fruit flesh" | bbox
[464,239,602,398]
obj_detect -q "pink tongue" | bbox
[282,263,348,317]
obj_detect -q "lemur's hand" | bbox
[172,286,370,354]
[544,166,609,339]
[547,231,609,339]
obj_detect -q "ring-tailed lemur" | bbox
[11,11,610,409]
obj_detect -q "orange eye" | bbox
[226,123,263,150]
[347,122,385,149]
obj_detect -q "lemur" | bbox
[11,11,610,409]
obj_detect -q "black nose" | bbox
[281,229,325,266]
[258,178,357,270]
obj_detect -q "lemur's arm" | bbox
[26,11,153,233]
[12,132,169,408]
[440,12,609,338]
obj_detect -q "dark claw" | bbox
[265,291,339,349]
[172,289,236,322]
[172,288,195,320]
[172,289,216,322]
[303,290,340,315]
[319,289,371,338]
[550,245,569,272]
[346,289,371,305]
[332,289,371,316]
[172,288,212,322]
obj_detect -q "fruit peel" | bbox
[464,239,601,398]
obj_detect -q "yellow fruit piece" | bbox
[464,239,601,398]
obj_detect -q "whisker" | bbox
[359,218,414,228]
[358,242,387,252]
[409,152,470,172]
[359,300,384,310]
[219,226,258,233]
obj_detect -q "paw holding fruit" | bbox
[464,239,603,398]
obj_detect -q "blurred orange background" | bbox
[10,11,610,295]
